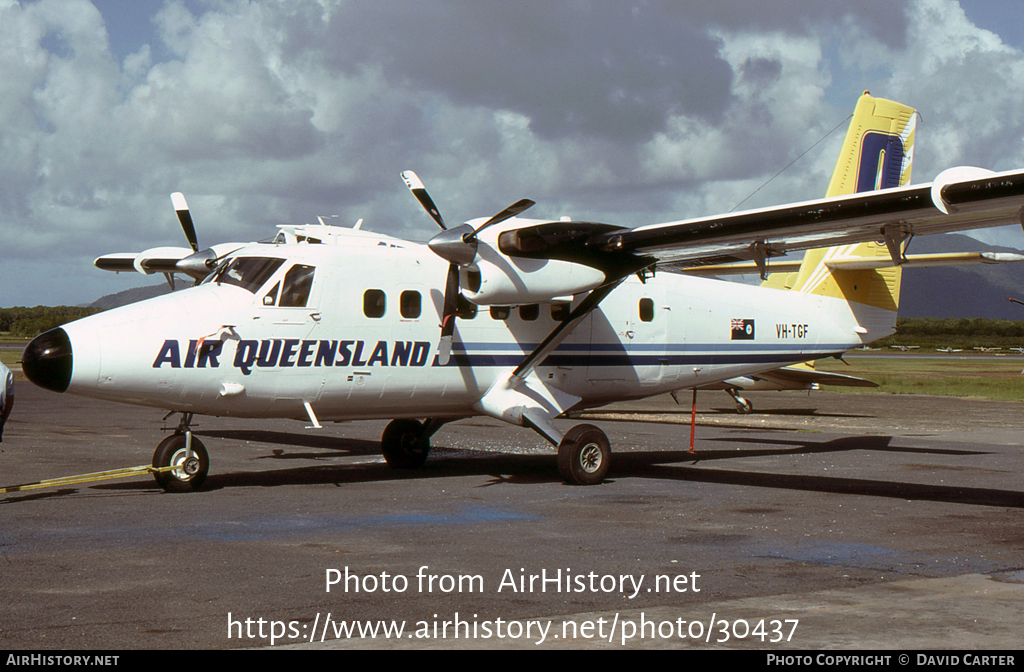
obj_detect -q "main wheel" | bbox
[381,419,431,469]
[152,434,209,493]
[557,424,610,486]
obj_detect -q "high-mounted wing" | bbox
[94,193,244,283]
[498,167,1024,273]
[684,251,1024,276]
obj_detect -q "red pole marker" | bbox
[689,389,697,453]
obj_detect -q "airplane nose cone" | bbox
[22,328,73,393]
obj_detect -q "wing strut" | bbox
[750,240,770,280]
[881,223,910,265]
[512,279,624,383]
[473,278,625,447]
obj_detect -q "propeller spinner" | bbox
[402,171,535,364]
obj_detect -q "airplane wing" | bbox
[499,166,1024,272]
[682,251,1024,276]
[94,247,195,274]
[95,243,245,278]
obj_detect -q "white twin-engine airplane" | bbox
[20,93,1024,491]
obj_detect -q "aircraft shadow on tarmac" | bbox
[583,407,874,419]
[196,429,381,459]
[56,430,1022,510]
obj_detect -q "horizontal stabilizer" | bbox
[757,366,879,389]
[698,362,878,392]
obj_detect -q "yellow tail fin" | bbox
[769,92,917,313]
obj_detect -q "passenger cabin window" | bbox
[551,302,570,322]
[639,298,655,322]
[400,291,421,319]
[364,289,386,318]
[210,257,284,293]
[490,306,510,321]
[519,304,539,321]
[279,265,315,308]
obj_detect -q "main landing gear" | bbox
[556,424,610,486]
[379,418,611,486]
[380,418,448,470]
[152,412,209,492]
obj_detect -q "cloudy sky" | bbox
[3,0,1024,307]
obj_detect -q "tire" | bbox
[557,424,610,486]
[152,434,209,493]
[381,419,431,469]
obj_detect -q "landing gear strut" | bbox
[152,412,209,492]
[557,424,610,486]
[152,433,209,492]
[726,388,753,414]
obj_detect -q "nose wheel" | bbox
[152,433,209,492]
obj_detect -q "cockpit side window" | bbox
[211,257,284,293]
[278,264,316,308]
[262,282,280,306]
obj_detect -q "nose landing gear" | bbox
[153,413,209,492]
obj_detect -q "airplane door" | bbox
[252,263,327,413]
[255,263,323,339]
[631,285,673,388]
[585,284,670,386]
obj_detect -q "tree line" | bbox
[0,306,103,338]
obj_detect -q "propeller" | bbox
[170,193,223,281]
[402,171,535,364]
[401,171,447,230]
[172,192,199,253]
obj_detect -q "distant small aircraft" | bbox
[936,347,963,353]
[890,345,921,351]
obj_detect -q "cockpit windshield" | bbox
[207,257,285,293]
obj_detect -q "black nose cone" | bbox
[22,328,73,393]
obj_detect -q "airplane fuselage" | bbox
[43,233,884,424]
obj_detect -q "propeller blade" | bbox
[401,170,447,230]
[171,192,199,253]
[438,263,460,366]
[470,198,535,239]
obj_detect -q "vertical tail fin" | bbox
[769,93,917,320]
[824,93,916,199]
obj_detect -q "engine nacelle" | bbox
[461,245,606,305]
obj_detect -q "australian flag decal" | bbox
[731,319,755,340]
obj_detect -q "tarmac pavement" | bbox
[2,376,1024,650]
